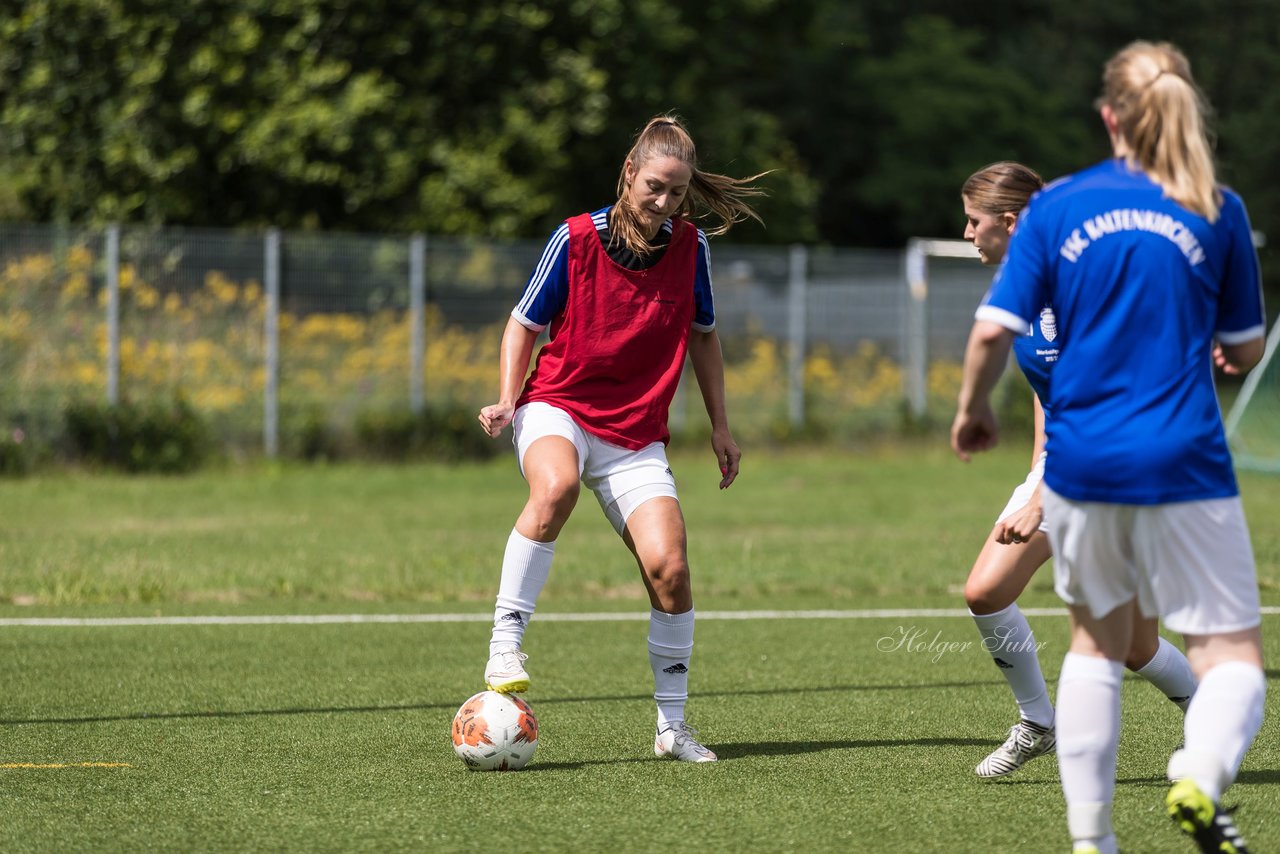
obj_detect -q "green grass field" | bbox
[1,443,1278,852]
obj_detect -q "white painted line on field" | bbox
[1,606,1278,627]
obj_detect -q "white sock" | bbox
[1134,637,1197,711]
[649,608,695,730]
[1168,661,1266,802]
[971,603,1054,728]
[489,529,555,655]
[1057,653,1123,847]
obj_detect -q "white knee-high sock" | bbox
[1168,661,1266,802]
[1133,637,1197,711]
[648,608,695,730]
[489,529,555,655]
[971,603,1054,728]
[1057,653,1123,850]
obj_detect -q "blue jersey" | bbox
[514,207,715,332]
[977,159,1265,504]
[1011,303,1059,417]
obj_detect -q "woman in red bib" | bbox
[477,115,767,762]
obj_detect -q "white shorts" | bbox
[513,402,678,535]
[996,451,1049,532]
[1043,486,1261,635]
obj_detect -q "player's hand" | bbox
[951,404,999,462]
[711,429,741,489]
[995,504,1042,545]
[1213,342,1245,375]
[477,403,514,438]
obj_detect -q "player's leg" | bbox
[584,438,713,762]
[1141,497,1263,853]
[621,495,716,762]
[1166,629,1263,854]
[485,405,586,693]
[1058,602,1132,854]
[1124,609,1196,711]
[966,529,1056,778]
[1044,488,1140,854]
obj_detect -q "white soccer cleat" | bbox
[654,721,717,763]
[484,644,530,694]
[975,719,1055,779]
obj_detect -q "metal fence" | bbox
[0,223,997,455]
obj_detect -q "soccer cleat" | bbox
[975,719,1056,779]
[484,644,530,694]
[654,721,717,763]
[1166,779,1250,854]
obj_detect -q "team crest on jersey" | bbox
[1039,307,1058,342]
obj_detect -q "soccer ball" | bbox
[451,690,539,771]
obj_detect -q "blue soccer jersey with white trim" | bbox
[1011,303,1059,417]
[977,159,1265,504]
[513,207,715,333]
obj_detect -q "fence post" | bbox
[409,233,427,415]
[903,239,928,419]
[787,244,808,428]
[105,224,121,406]
[264,229,281,458]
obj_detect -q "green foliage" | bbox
[1,0,1279,295]
[355,405,504,463]
[63,397,212,473]
[0,429,39,476]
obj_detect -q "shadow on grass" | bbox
[1237,768,1280,785]
[713,736,991,759]
[522,736,993,772]
[992,769,1280,789]
[0,680,993,727]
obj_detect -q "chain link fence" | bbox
[0,223,997,458]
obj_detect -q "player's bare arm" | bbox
[478,317,539,437]
[687,328,740,489]
[953,320,1016,460]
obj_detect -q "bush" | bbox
[355,405,504,462]
[0,428,40,476]
[64,397,212,473]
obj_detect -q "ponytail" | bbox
[610,115,769,257]
[1099,41,1221,222]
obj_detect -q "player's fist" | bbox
[951,406,999,462]
[478,403,514,438]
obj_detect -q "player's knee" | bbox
[964,574,1007,615]
[645,553,690,597]
[527,479,579,528]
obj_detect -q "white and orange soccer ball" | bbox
[450,690,539,771]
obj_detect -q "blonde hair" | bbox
[962,161,1044,216]
[610,114,769,257]
[1098,41,1221,222]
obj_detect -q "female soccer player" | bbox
[476,115,766,763]
[954,42,1266,854]
[960,162,1197,781]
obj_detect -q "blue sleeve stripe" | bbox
[510,308,545,332]
[975,304,1031,334]
[1217,324,1266,345]
[516,223,570,318]
[694,229,715,328]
